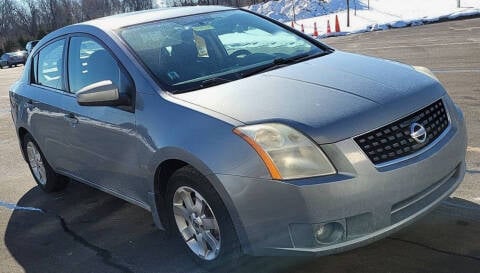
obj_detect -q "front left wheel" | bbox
[22,133,69,192]
[166,166,244,271]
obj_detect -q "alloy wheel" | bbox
[26,141,47,185]
[173,186,221,260]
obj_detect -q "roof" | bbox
[81,6,235,31]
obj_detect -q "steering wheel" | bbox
[230,49,252,59]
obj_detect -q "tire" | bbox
[22,133,69,192]
[166,166,245,271]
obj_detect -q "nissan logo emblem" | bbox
[410,122,427,143]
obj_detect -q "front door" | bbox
[61,35,145,202]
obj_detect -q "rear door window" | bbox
[36,39,66,90]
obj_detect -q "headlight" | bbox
[233,123,336,180]
[413,66,439,81]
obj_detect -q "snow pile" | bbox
[246,0,480,37]
[247,0,351,22]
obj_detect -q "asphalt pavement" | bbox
[0,17,479,273]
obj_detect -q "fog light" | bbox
[314,222,344,244]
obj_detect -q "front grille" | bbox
[354,99,449,165]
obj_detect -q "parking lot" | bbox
[0,17,479,273]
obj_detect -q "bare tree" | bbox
[123,0,153,11]
[0,0,21,52]
[0,0,155,53]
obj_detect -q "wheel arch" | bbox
[148,149,250,253]
[154,159,188,197]
[17,127,30,162]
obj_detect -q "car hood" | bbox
[174,51,446,144]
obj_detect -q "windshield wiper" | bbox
[199,77,233,88]
[170,77,234,94]
[241,51,331,78]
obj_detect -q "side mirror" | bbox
[76,80,130,107]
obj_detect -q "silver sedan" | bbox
[9,6,467,270]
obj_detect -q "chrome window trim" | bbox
[30,83,74,97]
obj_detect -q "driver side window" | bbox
[67,36,130,94]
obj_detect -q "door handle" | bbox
[64,113,79,126]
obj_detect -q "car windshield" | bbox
[118,10,329,93]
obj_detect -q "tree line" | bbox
[0,0,267,55]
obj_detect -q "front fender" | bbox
[145,147,250,250]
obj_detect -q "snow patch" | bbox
[245,0,480,37]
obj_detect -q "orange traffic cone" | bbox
[313,22,318,37]
[326,20,331,34]
[335,15,341,32]
[291,21,295,28]
[301,24,305,33]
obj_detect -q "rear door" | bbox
[24,38,72,172]
[61,35,144,201]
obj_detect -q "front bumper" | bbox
[215,97,467,256]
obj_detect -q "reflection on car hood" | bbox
[175,51,446,143]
